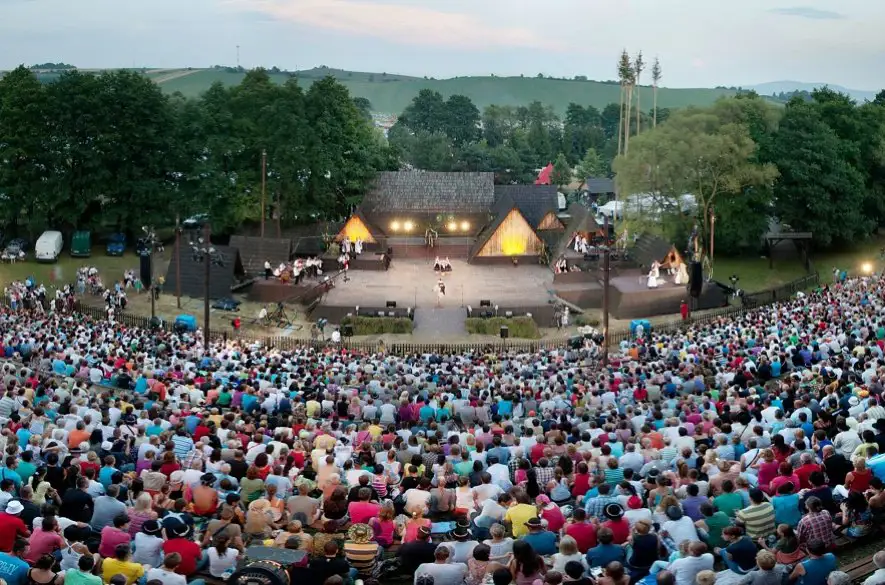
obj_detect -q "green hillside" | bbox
[4,66,738,115]
[152,67,736,115]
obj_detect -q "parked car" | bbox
[8,238,28,251]
[70,230,91,257]
[106,233,126,256]
[35,231,64,262]
[182,213,209,229]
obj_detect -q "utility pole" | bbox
[602,215,611,366]
[149,239,156,320]
[709,205,716,281]
[236,45,240,69]
[175,214,181,309]
[203,223,211,346]
[260,149,267,238]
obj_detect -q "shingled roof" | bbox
[229,236,292,277]
[494,184,559,229]
[163,245,245,299]
[362,171,495,214]
[586,177,615,195]
[552,203,602,260]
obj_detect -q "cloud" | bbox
[768,6,845,20]
[232,0,564,51]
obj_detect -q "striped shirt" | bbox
[736,502,776,539]
[343,541,379,576]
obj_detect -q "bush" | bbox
[341,316,413,335]
[466,316,540,339]
[574,314,599,327]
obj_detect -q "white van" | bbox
[35,230,64,262]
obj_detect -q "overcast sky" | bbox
[3,0,884,89]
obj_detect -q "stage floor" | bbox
[610,273,685,293]
[321,259,555,308]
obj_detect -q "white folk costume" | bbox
[647,261,660,289]
[354,239,363,256]
[674,263,689,285]
[435,279,446,306]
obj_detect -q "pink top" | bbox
[99,526,132,558]
[402,518,431,543]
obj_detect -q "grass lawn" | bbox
[712,236,885,292]
[0,252,149,293]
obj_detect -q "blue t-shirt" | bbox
[586,544,625,568]
[800,554,837,585]
[0,552,30,585]
[522,531,557,556]
[98,466,119,489]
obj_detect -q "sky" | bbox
[2,0,884,89]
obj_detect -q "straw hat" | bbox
[347,523,373,544]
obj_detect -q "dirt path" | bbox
[152,69,201,84]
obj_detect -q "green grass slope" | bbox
[154,68,736,115]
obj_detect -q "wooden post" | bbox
[204,223,211,346]
[260,149,267,238]
[175,214,181,309]
[602,215,611,366]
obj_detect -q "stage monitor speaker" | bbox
[499,326,509,339]
[386,300,397,308]
[342,324,354,337]
[689,261,703,298]
[480,299,492,307]
[139,254,152,287]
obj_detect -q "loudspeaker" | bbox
[480,299,491,307]
[499,326,509,339]
[342,324,354,337]
[386,300,397,308]
[689,261,703,298]
[140,254,152,286]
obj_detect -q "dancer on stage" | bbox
[647,261,660,288]
[435,278,446,306]
[674,262,689,285]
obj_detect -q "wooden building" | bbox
[335,210,379,243]
[470,194,544,263]
[494,185,564,231]
[229,236,292,278]
[164,245,245,299]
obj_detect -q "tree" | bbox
[352,97,373,121]
[550,153,572,189]
[651,57,662,128]
[618,50,634,154]
[400,89,448,134]
[444,95,481,147]
[633,51,645,136]
[575,148,607,189]
[770,99,870,247]
[614,102,778,260]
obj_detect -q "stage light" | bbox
[862,262,873,274]
[447,221,457,231]
[404,221,414,232]
[460,221,470,231]
[390,221,400,231]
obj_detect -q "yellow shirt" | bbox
[505,503,538,538]
[102,559,145,585]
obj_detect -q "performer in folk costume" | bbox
[354,238,363,256]
[264,260,272,280]
[647,260,660,289]
[435,278,446,307]
[433,256,442,272]
[674,261,689,285]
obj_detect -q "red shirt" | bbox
[571,473,591,498]
[348,501,381,525]
[0,513,28,552]
[163,538,202,575]
[603,518,630,544]
[796,463,821,490]
[565,521,597,553]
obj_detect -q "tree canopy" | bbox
[0,66,396,237]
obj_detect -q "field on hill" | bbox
[150,67,737,115]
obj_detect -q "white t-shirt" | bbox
[208,547,240,577]
[662,516,699,547]
[669,554,714,585]
[146,568,187,585]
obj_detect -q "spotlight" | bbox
[404,221,414,232]
[390,221,400,231]
[460,221,470,231]
[862,262,873,274]
[447,222,457,231]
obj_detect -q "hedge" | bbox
[466,316,540,339]
[341,316,414,335]
[574,314,600,327]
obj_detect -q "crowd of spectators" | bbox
[0,275,882,585]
